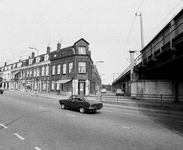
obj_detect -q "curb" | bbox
[6,90,183,116]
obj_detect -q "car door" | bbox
[72,97,83,109]
[66,96,75,109]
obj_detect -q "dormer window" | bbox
[36,57,41,63]
[44,54,49,61]
[29,59,33,65]
[78,47,86,55]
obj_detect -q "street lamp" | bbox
[28,47,39,56]
[113,73,119,81]
[95,61,104,66]
[28,46,39,96]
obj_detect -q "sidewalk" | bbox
[7,90,183,116]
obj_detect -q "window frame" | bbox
[78,62,86,74]
[52,65,55,75]
[57,64,61,75]
[62,63,66,75]
[69,62,73,73]
[78,46,86,55]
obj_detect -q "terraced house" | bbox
[0,38,101,96]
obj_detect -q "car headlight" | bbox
[89,105,95,109]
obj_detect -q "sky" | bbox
[0,0,183,84]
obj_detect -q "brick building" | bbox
[0,38,101,96]
[49,38,101,95]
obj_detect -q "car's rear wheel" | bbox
[79,107,85,113]
[61,103,65,109]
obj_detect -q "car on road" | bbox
[0,87,4,94]
[59,95,103,113]
[101,88,107,93]
[116,89,124,96]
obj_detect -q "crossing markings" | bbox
[34,146,42,150]
[0,123,8,129]
[66,113,76,117]
[14,133,25,140]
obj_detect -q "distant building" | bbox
[0,38,101,96]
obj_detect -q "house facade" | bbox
[0,38,101,96]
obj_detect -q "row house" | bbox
[0,38,101,96]
[49,38,101,95]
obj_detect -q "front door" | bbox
[78,81,85,96]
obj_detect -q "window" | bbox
[42,66,45,76]
[27,69,29,77]
[37,68,39,76]
[46,66,49,76]
[52,65,55,75]
[30,69,32,77]
[36,57,41,63]
[29,59,33,65]
[51,81,54,90]
[78,47,86,54]
[43,81,46,91]
[57,84,60,90]
[57,64,61,75]
[62,63,66,74]
[78,62,86,73]
[34,69,36,77]
[69,62,73,73]
[44,54,49,61]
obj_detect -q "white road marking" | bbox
[39,107,46,110]
[66,113,76,117]
[121,126,131,129]
[35,146,42,150]
[0,124,8,129]
[14,133,25,140]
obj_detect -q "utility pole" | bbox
[135,12,144,49]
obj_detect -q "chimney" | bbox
[32,52,35,58]
[57,42,61,51]
[47,46,50,54]
[4,62,7,66]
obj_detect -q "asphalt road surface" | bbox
[0,92,183,150]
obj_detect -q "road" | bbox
[0,91,183,150]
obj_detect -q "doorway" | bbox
[78,80,85,96]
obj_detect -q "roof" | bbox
[74,38,89,45]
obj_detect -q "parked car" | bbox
[116,89,124,96]
[0,87,4,94]
[59,95,103,113]
[101,88,107,93]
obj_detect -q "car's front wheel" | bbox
[60,103,66,109]
[79,107,85,113]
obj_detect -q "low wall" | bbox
[131,80,183,101]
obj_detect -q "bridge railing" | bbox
[112,65,130,84]
[134,8,183,66]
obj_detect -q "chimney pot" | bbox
[32,52,35,58]
[47,46,50,54]
[57,43,61,51]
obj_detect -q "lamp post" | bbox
[28,46,40,96]
[113,73,119,81]
[93,61,104,94]
[135,12,144,49]
[95,61,104,66]
[28,47,39,56]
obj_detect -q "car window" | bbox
[69,96,73,100]
[76,97,83,101]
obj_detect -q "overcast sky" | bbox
[0,0,183,84]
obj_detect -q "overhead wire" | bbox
[144,0,183,44]
[123,0,145,52]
